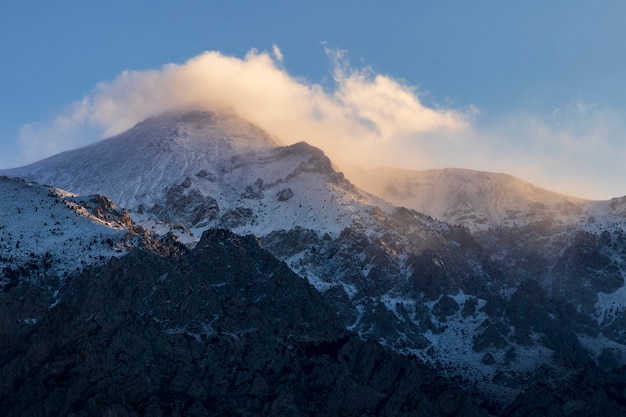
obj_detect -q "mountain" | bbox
[346,166,626,319]
[346,166,626,232]
[3,109,468,368]
[3,109,626,413]
[4,109,383,240]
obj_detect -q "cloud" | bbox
[17,98,94,163]
[328,48,470,140]
[272,44,283,63]
[412,101,626,200]
[14,47,626,199]
[17,47,469,171]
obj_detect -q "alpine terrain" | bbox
[2,109,626,415]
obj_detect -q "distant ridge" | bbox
[346,166,626,231]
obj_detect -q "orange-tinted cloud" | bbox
[18,47,469,171]
[15,48,626,199]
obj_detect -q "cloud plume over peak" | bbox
[328,48,470,139]
[18,47,470,170]
[15,47,626,199]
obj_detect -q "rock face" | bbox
[152,182,220,226]
[0,229,486,417]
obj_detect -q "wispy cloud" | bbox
[415,101,626,199]
[328,47,470,139]
[271,44,283,63]
[18,97,93,163]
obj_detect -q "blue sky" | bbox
[1,1,626,199]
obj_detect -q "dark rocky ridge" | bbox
[0,229,487,417]
[260,217,626,411]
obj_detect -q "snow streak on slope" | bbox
[0,176,131,292]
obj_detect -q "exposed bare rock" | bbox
[277,188,294,201]
[151,184,219,226]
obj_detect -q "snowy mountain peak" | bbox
[1,109,389,242]
[129,108,281,150]
[2,109,280,211]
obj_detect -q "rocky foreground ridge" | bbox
[1,229,488,417]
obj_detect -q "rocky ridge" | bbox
[0,229,487,417]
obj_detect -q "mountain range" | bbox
[2,109,626,415]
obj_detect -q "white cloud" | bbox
[332,60,468,139]
[272,44,283,63]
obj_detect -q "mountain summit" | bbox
[5,109,379,239]
[6,109,278,209]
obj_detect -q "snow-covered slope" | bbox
[5,110,278,210]
[347,167,626,232]
[3,110,394,241]
[0,176,133,294]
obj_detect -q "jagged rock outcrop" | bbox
[73,194,133,227]
[552,231,624,313]
[151,183,220,227]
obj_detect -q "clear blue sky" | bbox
[2,1,626,199]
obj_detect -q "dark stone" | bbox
[432,295,459,320]
[461,297,478,318]
[482,352,496,365]
[277,188,294,201]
